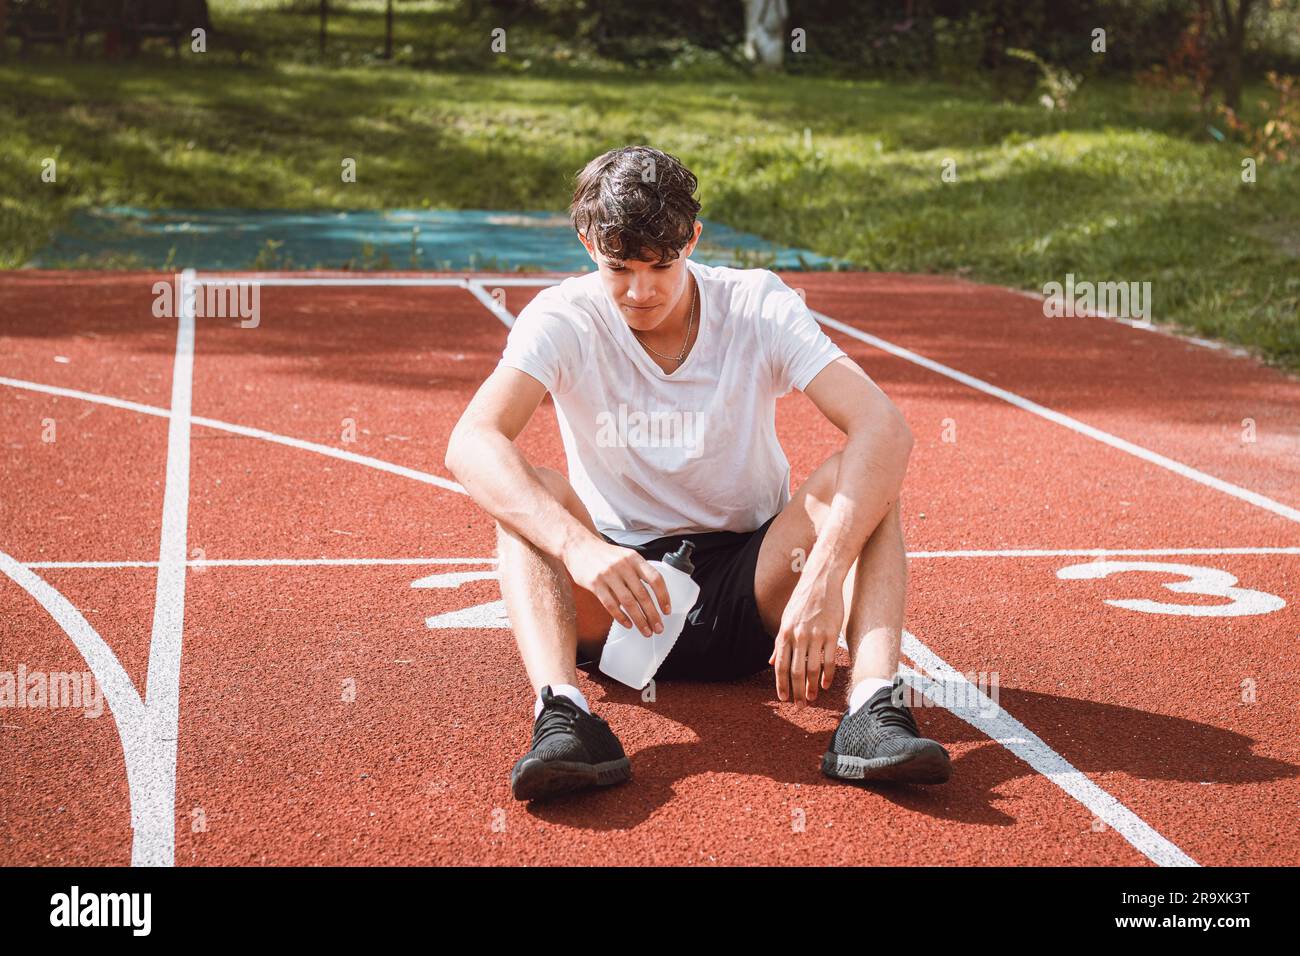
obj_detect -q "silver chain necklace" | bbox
[633,280,697,363]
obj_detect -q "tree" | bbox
[1203,0,1259,111]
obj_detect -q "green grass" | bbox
[1,2,1297,370]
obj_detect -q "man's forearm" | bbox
[799,417,912,592]
[445,430,595,562]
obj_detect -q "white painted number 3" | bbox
[1056,561,1285,617]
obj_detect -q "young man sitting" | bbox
[445,145,951,801]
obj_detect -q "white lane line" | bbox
[0,376,465,495]
[196,275,564,289]
[195,277,470,287]
[132,268,197,868]
[466,277,564,287]
[0,376,167,418]
[901,632,1198,867]
[18,547,1300,571]
[465,279,519,329]
[0,548,151,810]
[189,557,498,567]
[907,547,1300,558]
[812,310,1300,526]
[186,417,465,494]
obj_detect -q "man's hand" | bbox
[768,576,844,705]
[564,537,672,638]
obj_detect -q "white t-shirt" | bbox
[495,258,847,546]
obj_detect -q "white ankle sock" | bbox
[848,677,897,714]
[534,683,591,719]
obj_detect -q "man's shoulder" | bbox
[695,262,795,304]
[516,272,604,328]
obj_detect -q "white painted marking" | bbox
[193,273,561,332]
[901,632,1198,867]
[185,416,465,495]
[0,376,173,418]
[16,547,1300,571]
[132,268,197,867]
[197,275,563,289]
[1057,560,1286,617]
[410,569,499,588]
[466,277,565,287]
[411,569,507,629]
[24,561,163,569]
[0,299,199,870]
[0,548,151,824]
[0,376,464,495]
[425,599,511,630]
[909,547,1300,558]
[812,309,1300,525]
[465,280,520,329]
[196,277,470,287]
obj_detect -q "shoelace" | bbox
[533,696,583,748]
[867,692,920,736]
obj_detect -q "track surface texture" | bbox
[2,270,1297,867]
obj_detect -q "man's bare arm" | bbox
[799,356,914,591]
[444,366,672,634]
[444,366,593,563]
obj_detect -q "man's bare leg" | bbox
[497,522,580,691]
[494,465,614,695]
[753,451,947,781]
[496,466,632,801]
[755,449,906,701]
[840,499,907,697]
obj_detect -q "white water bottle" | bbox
[599,541,700,690]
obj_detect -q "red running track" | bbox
[1,270,1297,866]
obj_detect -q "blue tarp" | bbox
[31,207,845,271]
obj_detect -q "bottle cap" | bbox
[663,540,696,575]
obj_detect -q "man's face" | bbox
[580,221,702,332]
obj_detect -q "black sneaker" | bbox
[509,686,632,801]
[821,677,952,784]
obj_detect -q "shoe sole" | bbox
[510,756,632,801]
[821,744,952,785]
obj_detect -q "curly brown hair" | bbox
[569,146,701,265]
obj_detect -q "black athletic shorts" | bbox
[583,514,780,681]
